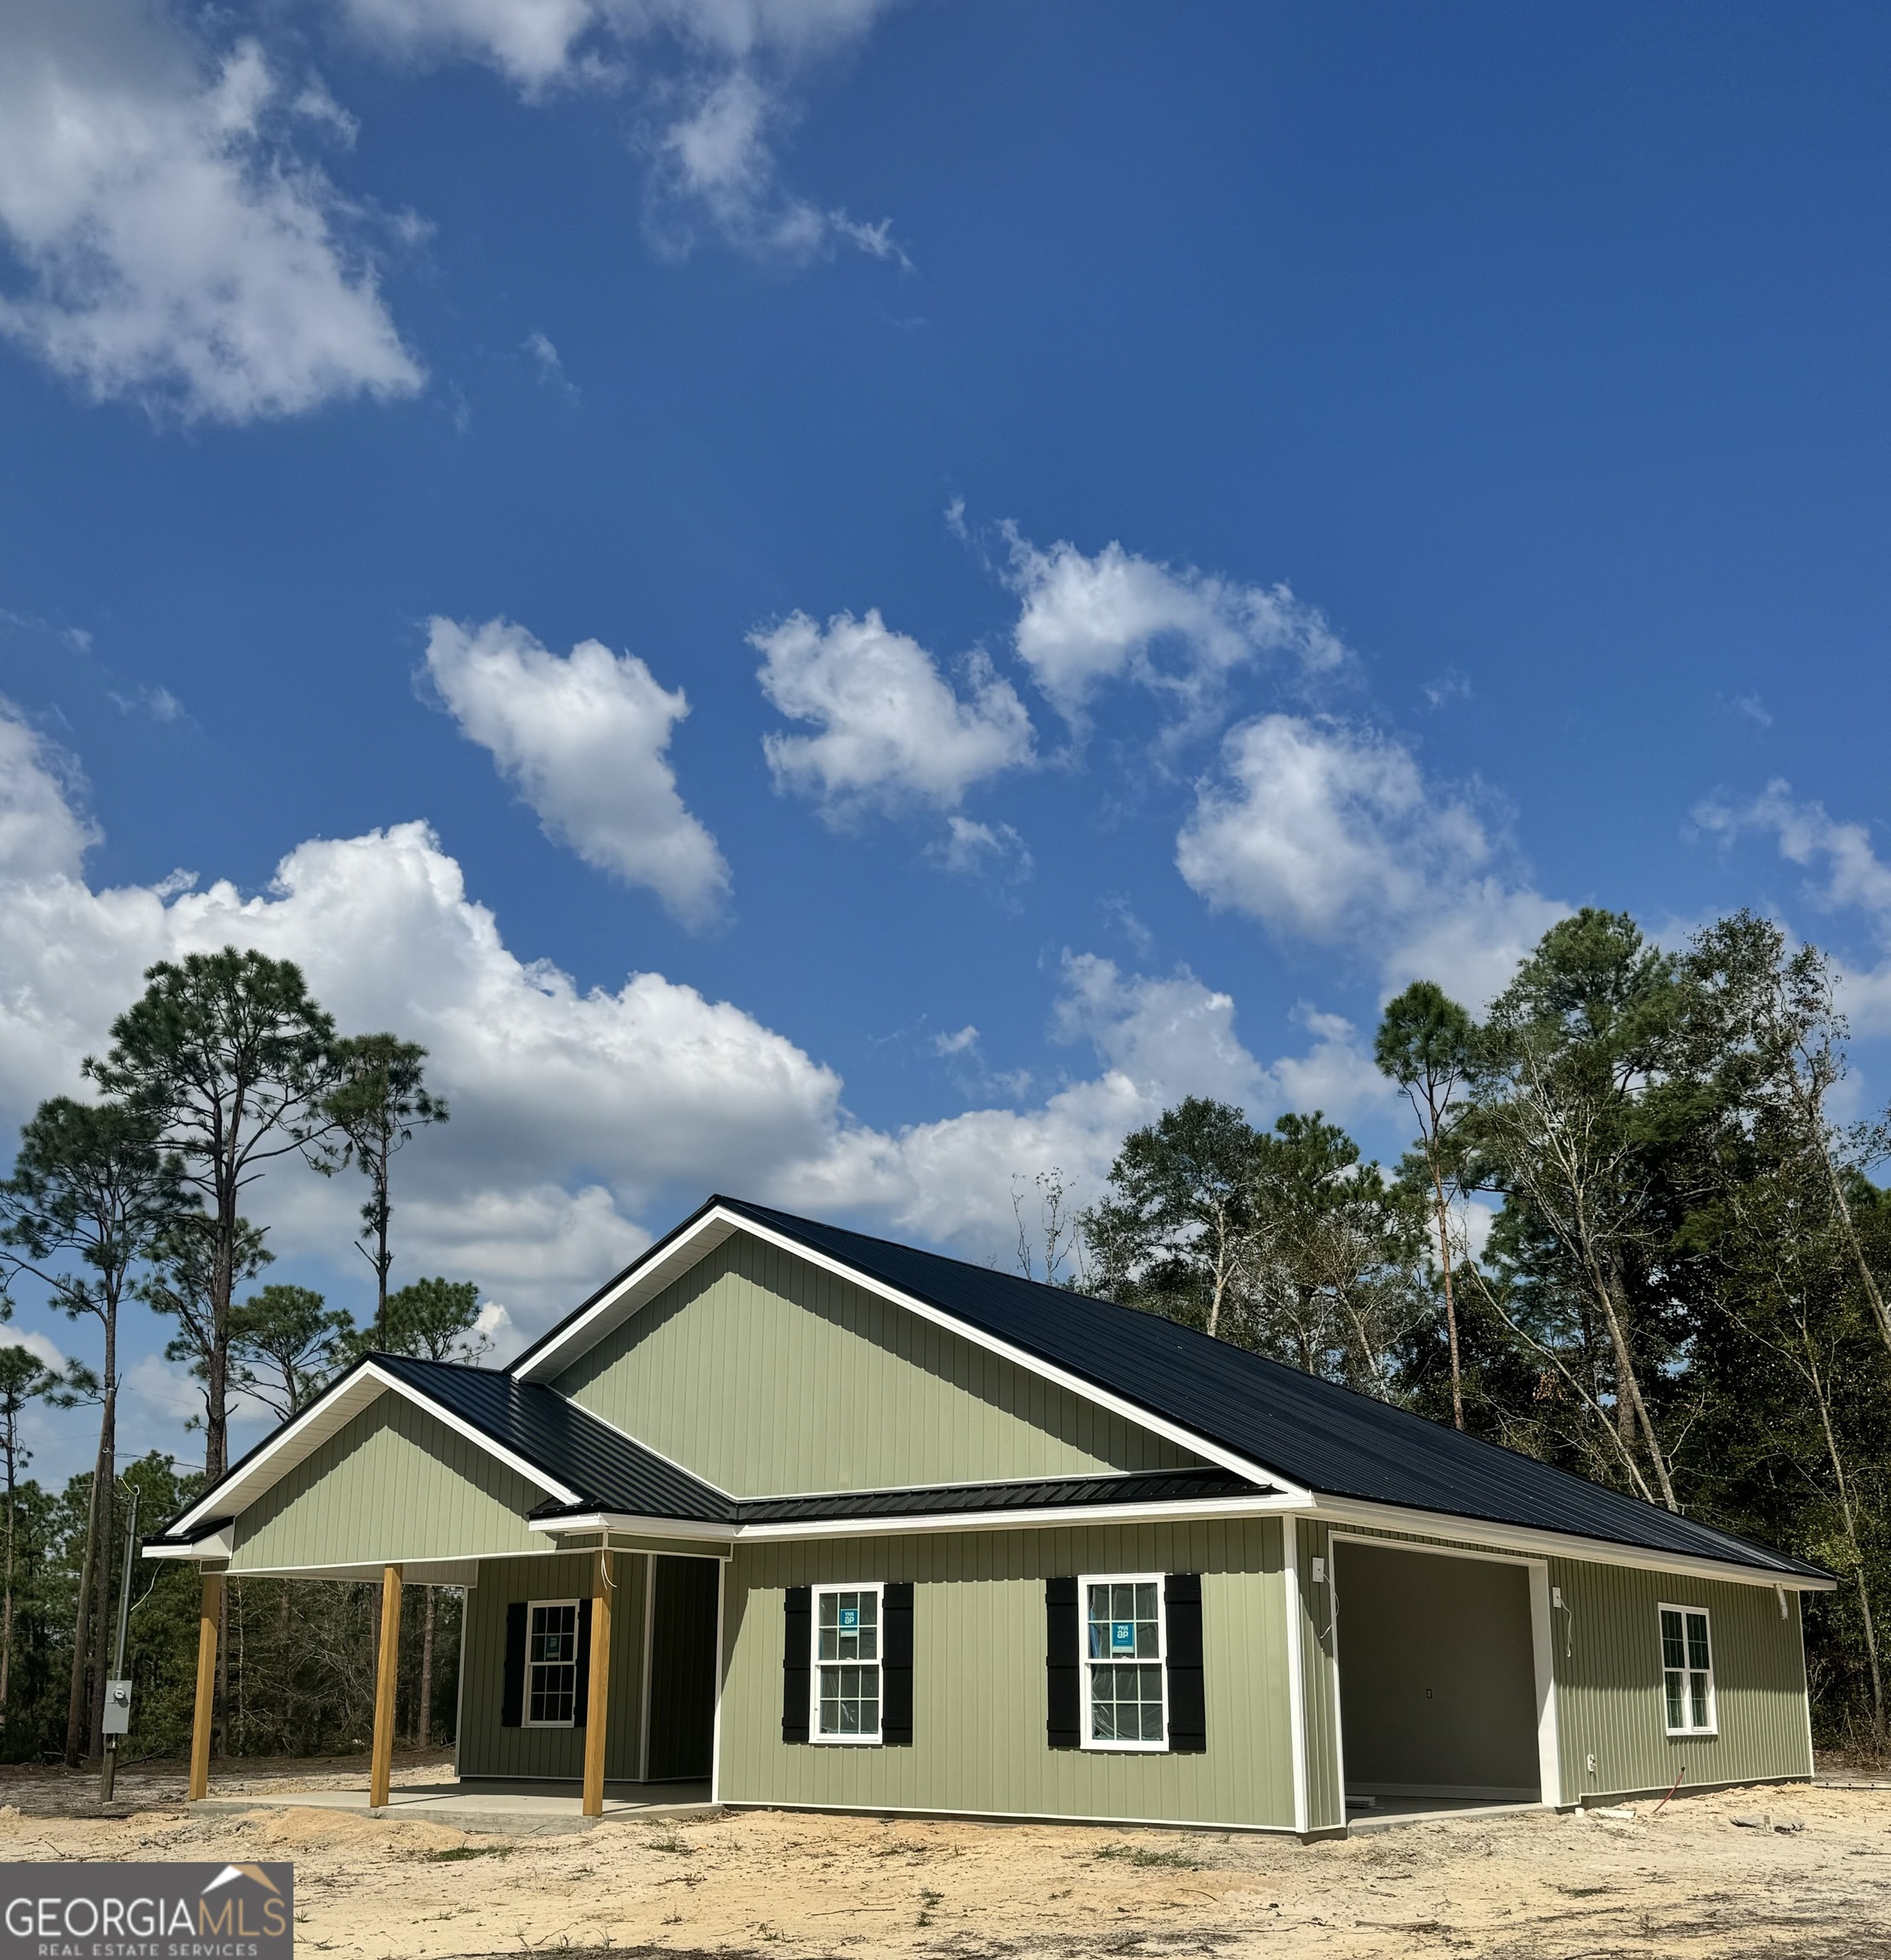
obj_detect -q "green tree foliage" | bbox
[319,1035,447,1344]
[1084,904,1891,1751]
[362,1277,489,1365]
[1084,1101,1423,1392]
[0,1097,183,1763]
[1376,981,1476,1429]
[231,1285,354,1421]
[1083,1097,1260,1336]
[0,1345,58,1729]
[85,949,341,1482]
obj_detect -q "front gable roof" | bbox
[513,1196,1832,1585]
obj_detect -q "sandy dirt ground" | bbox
[2,1758,1889,1959]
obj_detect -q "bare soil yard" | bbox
[1,1758,1888,1960]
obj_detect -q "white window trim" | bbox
[1658,1601,1718,1737]
[810,1581,885,1746]
[524,1597,581,1729]
[1078,1570,1169,1754]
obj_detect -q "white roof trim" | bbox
[1307,1495,1837,1592]
[513,1205,1306,1501]
[531,1488,1828,1586]
[533,1492,1304,1545]
[163,1360,578,1539]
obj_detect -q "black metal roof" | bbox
[733,1465,1262,1524]
[694,1198,1830,1582]
[150,1352,740,1541]
[366,1354,739,1520]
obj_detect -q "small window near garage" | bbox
[813,1584,882,1743]
[1660,1604,1716,1735]
[1081,1573,1166,1751]
[526,1599,580,1727]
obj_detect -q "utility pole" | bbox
[99,1484,138,1802]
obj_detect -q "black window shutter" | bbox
[881,1582,914,1746]
[501,1601,527,1728]
[1045,1576,1079,1749]
[782,1586,812,1743]
[573,1597,594,1725]
[1165,1573,1206,1753]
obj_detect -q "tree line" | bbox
[0,948,477,1769]
[1078,908,1891,1752]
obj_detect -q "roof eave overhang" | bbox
[1308,1493,1837,1592]
[510,1202,1309,1503]
[533,1490,1307,1546]
[153,1359,582,1553]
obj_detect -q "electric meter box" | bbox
[102,1679,133,1735]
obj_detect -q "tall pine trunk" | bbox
[1,1423,16,1725]
[63,1460,105,1765]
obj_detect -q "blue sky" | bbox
[2,0,1889,1477]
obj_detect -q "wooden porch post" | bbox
[369,1564,404,1809]
[187,1572,223,1801]
[583,1548,614,1818]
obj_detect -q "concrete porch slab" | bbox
[1345,1795,1544,1832]
[191,1779,716,1836]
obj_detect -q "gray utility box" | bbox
[101,1679,132,1735]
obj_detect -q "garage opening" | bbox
[1333,1541,1542,1814]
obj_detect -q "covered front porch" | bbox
[162,1534,726,1820]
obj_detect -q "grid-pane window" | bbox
[1660,1605,1715,1735]
[527,1601,578,1727]
[1082,1576,1165,1748]
[815,1586,880,1741]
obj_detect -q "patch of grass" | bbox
[646,1833,694,1856]
[873,1838,927,1858]
[1094,1842,1203,1871]
[424,1844,513,1862]
[919,1889,943,1907]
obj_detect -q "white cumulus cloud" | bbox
[1177,713,1563,1005]
[1694,779,1891,1033]
[336,0,902,260]
[755,608,1035,818]
[0,0,423,423]
[424,616,730,926]
[0,692,1401,1370]
[0,709,100,880]
[1003,526,1349,730]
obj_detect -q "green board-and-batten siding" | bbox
[229,1392,552,1572]
[457,1553,650,1781]
[1546,1554,1813,1801]
[1291,1517,1812,1821]
[717,1519,1295,1830]
[553,1232,1202,1497]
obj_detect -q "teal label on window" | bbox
[839,1606,858,1628]
[1111,1621,1136,1651]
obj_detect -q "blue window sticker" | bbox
[1111,1621,1136,1652]
[839,1606,859,1628]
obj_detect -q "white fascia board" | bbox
[1307,1495,1837,1592]
[533,1513,738,1545]
[737,1492,1306,1542]
[164,1361,578,1540]
[144,1526,233,1562]
[535,1490,1303,1547]
[518,1205,1304,1499]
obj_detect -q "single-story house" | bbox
[147,1196,1831,1836]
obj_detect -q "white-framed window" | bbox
[1659,1603,1716,1735]
[812,1582,882,1744]
[1080,1572,1167,1752]
[526,1598,580,1728]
